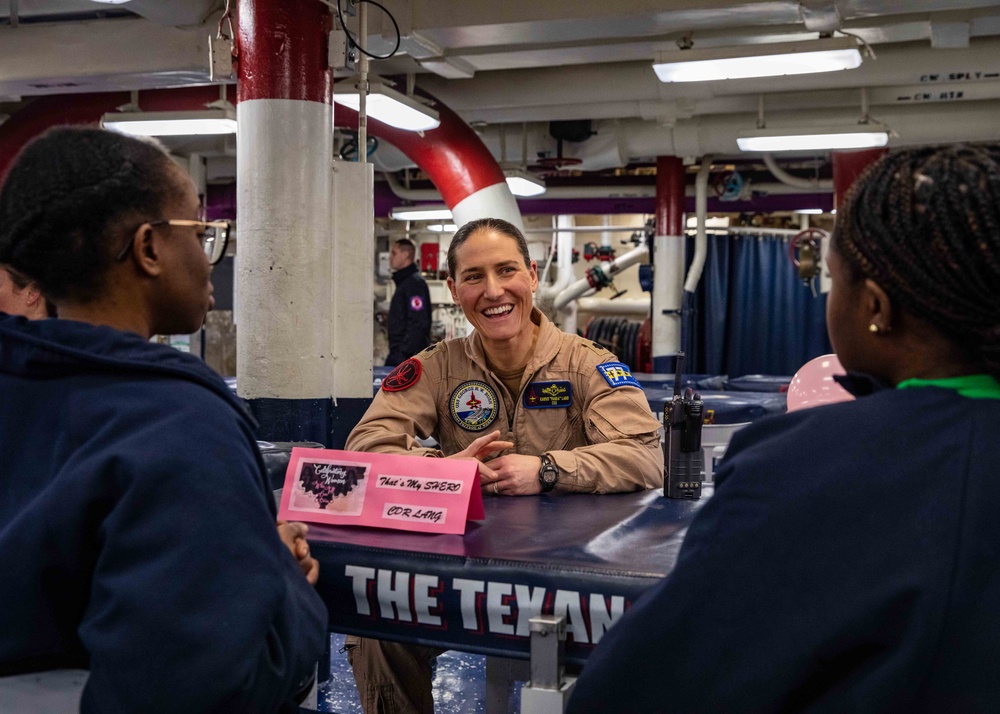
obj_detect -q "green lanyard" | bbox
[897,374,1000,400]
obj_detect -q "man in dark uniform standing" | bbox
[385,238,432,367]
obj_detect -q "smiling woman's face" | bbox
[447,228,538,347]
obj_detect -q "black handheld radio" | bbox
[663,353,704,500]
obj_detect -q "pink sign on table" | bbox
[277,448,486,534]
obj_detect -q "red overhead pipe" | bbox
[0,86,222,181]
[0,85,510,221]
[335,100,506,211]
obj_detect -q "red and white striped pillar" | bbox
[237,0,373,446]
[652,155,686,373]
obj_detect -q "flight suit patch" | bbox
[409,295,425,311]
[596,361,641,389]
[523,381,573,409]
[382,358,422,392]
[450,381,499,431]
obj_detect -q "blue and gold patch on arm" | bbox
[596,362,641,389]
[523,381,573,409]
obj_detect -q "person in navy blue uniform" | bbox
[385,238,432,367]
[0,127,327,713]
[569,144,1000,714]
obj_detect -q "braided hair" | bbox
[834,144,1000,378]
[0,126,183,303]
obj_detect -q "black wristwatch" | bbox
[538,454,559,493]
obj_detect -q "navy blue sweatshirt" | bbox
[0,315,327,713]
[569,383,1000,714]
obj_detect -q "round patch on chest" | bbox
[449,381,499,431]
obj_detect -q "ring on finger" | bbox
[492,482,500,495]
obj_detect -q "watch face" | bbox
[540,463,558,487]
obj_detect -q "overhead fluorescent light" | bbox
[89,0,132,4]
[686,216,731,228]
[101,108,237,137]
[334,80,441,132]
[653,36,861,83]
[795,208,824,215]
[503,168,547,197]
[736,124,889,152]
[391,205,454,221]
[427,223,459,232]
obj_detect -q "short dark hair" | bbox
[393,238,416,258]
[0,126,183,303]
[447,217,531,280]
[833,144,1000,377]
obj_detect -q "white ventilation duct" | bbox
[420,37,1000,124]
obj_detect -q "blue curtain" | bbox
[682,233,832,377]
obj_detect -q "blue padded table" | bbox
[727,374,792,392]
[642,388,785,424]
[308,487,711,665]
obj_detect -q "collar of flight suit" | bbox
[462,307,564,381]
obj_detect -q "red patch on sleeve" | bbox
[382,358,422,392]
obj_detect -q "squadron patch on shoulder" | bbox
[409,295,425,311]
[523,381,573,409]
[596,361,641,389]
[449,381,499,431]
[382,358,422,392]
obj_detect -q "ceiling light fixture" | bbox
[738,89,890,152]
[653,36,861,83]
[101,107,237,137]
[334,79,441,132]
[503,168,547,197]
[736,123,889,152]
[390,205,454,221]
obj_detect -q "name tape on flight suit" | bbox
[523,381,573,409]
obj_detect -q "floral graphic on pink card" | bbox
[290,458,370,516]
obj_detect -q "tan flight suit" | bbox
[343,309,663,713]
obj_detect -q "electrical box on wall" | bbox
[378,251,390,278]
[421,243,440,275]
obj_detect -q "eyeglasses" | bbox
[116,219,231,265]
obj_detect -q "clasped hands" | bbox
[448,429,542,496]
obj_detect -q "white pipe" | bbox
[382,179,832,204]
[539,217,558,279]
[577,297,650,315]
[383,170,434,200]
[652,232,684,363]
[536,215,576,300]
[420,39,1000,124]
[762,153,833,190]
[562,302,578,336]
[684,157,712,294]
[553,244,649,311]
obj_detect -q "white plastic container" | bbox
[701,422,750,482]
